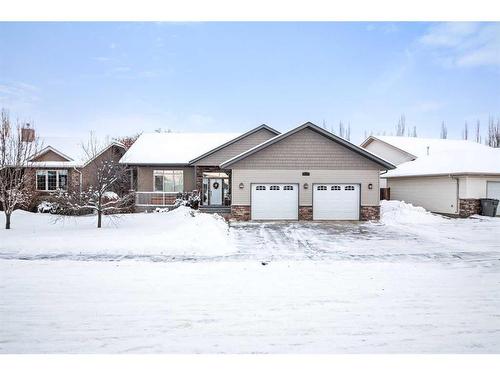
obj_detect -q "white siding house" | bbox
[361,136,500,216]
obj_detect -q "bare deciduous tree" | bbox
[52,133,132,228]
[0,110,40,229]
[462,121,469,140]
[440,121,447,139]
[115,133,141,150]
[475,120,481,143]
[487,117,500,148]
[396,114,406,136]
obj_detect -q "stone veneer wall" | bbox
[360,206,380,221]
[231,205,251,221]
[299,206,313,220]
[459,198,481,217]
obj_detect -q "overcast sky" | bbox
[0,22,499,143]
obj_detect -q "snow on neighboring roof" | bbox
[379,137,500,177]
[119,132,240,165]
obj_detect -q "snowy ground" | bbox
[1,201,500,353]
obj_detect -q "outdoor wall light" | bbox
[303,183,309,189]
[368,183,373,190]
[239,182,244,189]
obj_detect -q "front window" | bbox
[36,170,68,191]
[153,170,184,192]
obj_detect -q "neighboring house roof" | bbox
[220,122,396,170]
[373,136,500,178]
[28,136,126,168]
[360,136,418,161]
[119,132,240,165]
[189,124,280,164]
[29,146,74,162]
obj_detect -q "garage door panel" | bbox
[313,184,360,220]
[251,183,298,220]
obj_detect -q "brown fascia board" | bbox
[188,124,280,165]
[220,121,396,170]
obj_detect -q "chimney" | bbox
[21,124,35,142]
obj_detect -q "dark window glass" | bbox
[47,171,57,190]
[36,172,46,190]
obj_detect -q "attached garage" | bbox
[313,184,360,220]
[221,122,395,221]
[251,183,298,220]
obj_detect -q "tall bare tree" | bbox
[475,120,481,143]
[396,114,406,136]
[338,121,345,138]
[53,133,132,228]
[440,121,447,139]
[487,117,500,148]
[0,110,40,229]
[462,121,469,140]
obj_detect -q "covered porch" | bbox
[196,166,232,208]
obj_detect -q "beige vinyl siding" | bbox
[387,176,458,214]
[459,175,500,199]
[32,149,69,162]
[137,166,195,192]
[192,128,277,166]
[232,169,380,206]
[230,128,383,170]
[363,139,414,166]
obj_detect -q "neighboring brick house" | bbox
[24,132,126,206]
[121,122,395,220]
[361,136,500,217]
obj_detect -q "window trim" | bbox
[36,169,68,191]
[153,170,184,193]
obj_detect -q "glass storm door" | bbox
[209,178,223,205]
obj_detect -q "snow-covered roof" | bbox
[119,132,240,165]
[378,136,500,177]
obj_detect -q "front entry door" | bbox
[209,178,223,205]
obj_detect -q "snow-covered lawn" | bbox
[1,201,500,353]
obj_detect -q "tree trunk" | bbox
[5,212,11,230]
[97,210,102,228]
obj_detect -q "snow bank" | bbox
[0,207,234,259]
[380,200,448,225]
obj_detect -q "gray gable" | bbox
[190,125,279,166]
[221,122,395,170]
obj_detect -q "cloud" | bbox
[0,81,40,110]
[419,22,500,68]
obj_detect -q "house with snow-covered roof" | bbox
[361,135,500,217]
[121,122,395,220]
[22,128,127,203]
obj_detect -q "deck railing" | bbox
[135,191,178,206]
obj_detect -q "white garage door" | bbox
[487,182,500,216]
[313,183,360,220]
[251,183,298,220]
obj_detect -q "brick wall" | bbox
[231,205,250,221]
[360,206,380,221]
[459,199,481,217]
[299,206,313,220]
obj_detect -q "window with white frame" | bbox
[36,170,68,191]
[153,170,184,192]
